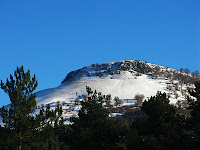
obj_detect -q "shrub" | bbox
[114,96,123,107]
[134,93,145,106]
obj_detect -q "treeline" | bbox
[0,66,200,150]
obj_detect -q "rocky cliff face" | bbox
[62,60,198,86]
[61,60,165,84]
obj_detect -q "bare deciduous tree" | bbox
[134,93,145,107]
[114,96,123,107]
[192,70,200,77]
[184,68,190,74]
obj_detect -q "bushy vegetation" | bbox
[1,66,200,150]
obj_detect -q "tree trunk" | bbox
[18,130,22,150]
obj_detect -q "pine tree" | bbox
[136,92,185,149]
[142,92,176,121]
[77,86,109,127]
[0,66,38,150]
[71,87,129,150]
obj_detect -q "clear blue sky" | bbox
[0,0,199,107]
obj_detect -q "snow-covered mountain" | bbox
[32,60,195,122]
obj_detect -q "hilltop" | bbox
[32,60,197,122]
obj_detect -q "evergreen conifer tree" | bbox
[134,92,185,149]
[71,86,129,150]
[0,66,38,150]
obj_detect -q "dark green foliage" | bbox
[0,127,18,150]
[186,80,200,149]
[76,86,109,126]
[25,124,70,150]
[71,86,129,150]
[0,66,69,150]
[25,102,69,150]
[142,92,176,122]
[0,66,38,150]
[0,102,70,150]
[37,103,64,128]
[128,92,187,150]
[1,66,38,126]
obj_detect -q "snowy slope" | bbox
[36,60,189,106]
[36,71,168,106]
[33,72,169,122]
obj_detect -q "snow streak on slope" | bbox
[36,72,166,106]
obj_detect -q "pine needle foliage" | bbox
[0,66,38,150]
